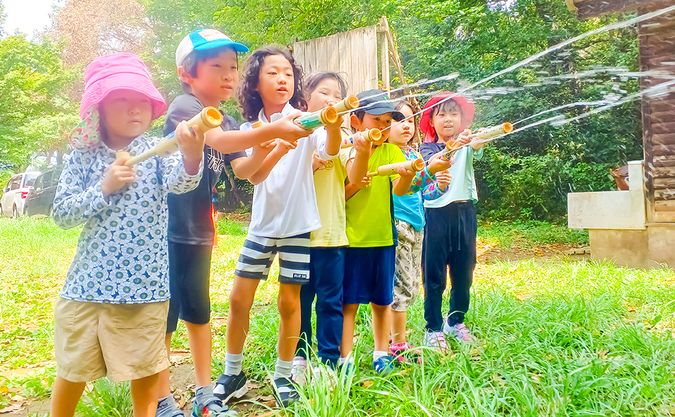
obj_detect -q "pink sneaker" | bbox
[389,342,422,363]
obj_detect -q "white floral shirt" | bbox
[53,135,202,304]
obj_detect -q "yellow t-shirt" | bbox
[344,143,406,247]
[310,148,349,247]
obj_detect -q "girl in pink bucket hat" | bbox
[418,92,488,350]
[50,53,206,417]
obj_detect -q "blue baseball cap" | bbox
[175,29,249,67]
[357,89,405,121]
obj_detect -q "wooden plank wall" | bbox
[639,6,675,222]
[570,0,673,19]
[291,26,382,95]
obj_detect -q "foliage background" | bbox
[0,0,645,220]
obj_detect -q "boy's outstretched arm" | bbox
[345,133,371,185]
[323,115,343,157]
[392,167,416,196]
[230,144,274,179]
[206,112,310,154]
[248,140,296,184]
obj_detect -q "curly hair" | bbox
[238,46,307,122]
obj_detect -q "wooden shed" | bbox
[289,17,406,99]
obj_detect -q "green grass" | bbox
[0,217,672,416]
[478,221,589,249]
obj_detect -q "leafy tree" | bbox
[0,36,77,172]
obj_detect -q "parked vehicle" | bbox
[25,167,63,216]
[0,172,40,217]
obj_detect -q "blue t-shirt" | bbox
[164,94,245,246]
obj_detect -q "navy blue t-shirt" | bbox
[164,94,246,245]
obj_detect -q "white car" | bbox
[0,172,40,217]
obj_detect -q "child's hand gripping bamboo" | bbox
[174,121,206,175]
[125,107,219,166]
[367,158,424,177]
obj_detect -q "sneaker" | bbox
[372,355,397,374]
[213,372,248,403]
[443,322,475,343]
[192,386,238,417]
[156,396,184,417]
[423,331,448,351]
[271,376,299,407]
[290,356,307,386]
[389,342,422,363]
[337,358,355,376]
[309,363,338,388]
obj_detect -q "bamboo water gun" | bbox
[440,122,513,160]
[332,95,360,114]
[294,106,339,130]
[293,95,359,130]
[341,128,384,148]
[125,107,223,166]
[367,158,425,177]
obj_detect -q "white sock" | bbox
[373,350,388,361]
[225,352,244,376]
[273,358,293,379]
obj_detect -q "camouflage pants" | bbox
[392,220,424,312]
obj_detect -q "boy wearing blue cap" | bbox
[157,29,306,417]
[339,89,417,373]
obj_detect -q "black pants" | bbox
[422,202,477,331]
[167,242,213,333]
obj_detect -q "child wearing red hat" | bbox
[50,53,205,417]
[418,92,486,349]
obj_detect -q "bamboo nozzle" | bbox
[125,107,222,166]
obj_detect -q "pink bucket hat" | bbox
[70,53,166,150]
[80,52,166,119]
[420,92,475,143]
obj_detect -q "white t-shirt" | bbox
[243,104,337,238]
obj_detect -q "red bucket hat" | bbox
[420,92,475,143]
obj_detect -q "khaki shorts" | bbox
[392,220,424,312]
[54,298,169,382]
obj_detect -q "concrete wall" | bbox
[589,225,675,268]
[568,160,674,268]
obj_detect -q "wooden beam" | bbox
[570,0,673,19]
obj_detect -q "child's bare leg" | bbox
[186,322,213,386]
[391,310,408,344]
[341,303,359,357]
[158,333,172,398]
[371,303,392,352]
[277,283,302,361]
[50,377,86,417]
[131,373,160,417]
[226,277,260,355]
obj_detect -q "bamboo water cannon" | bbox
[368,158,425,177]
[473,122,513,141]
[332,95,360,114]
[440,122,513,160]
[294,106,339,130]
[125,107,223,166]
[342,128,383,148]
